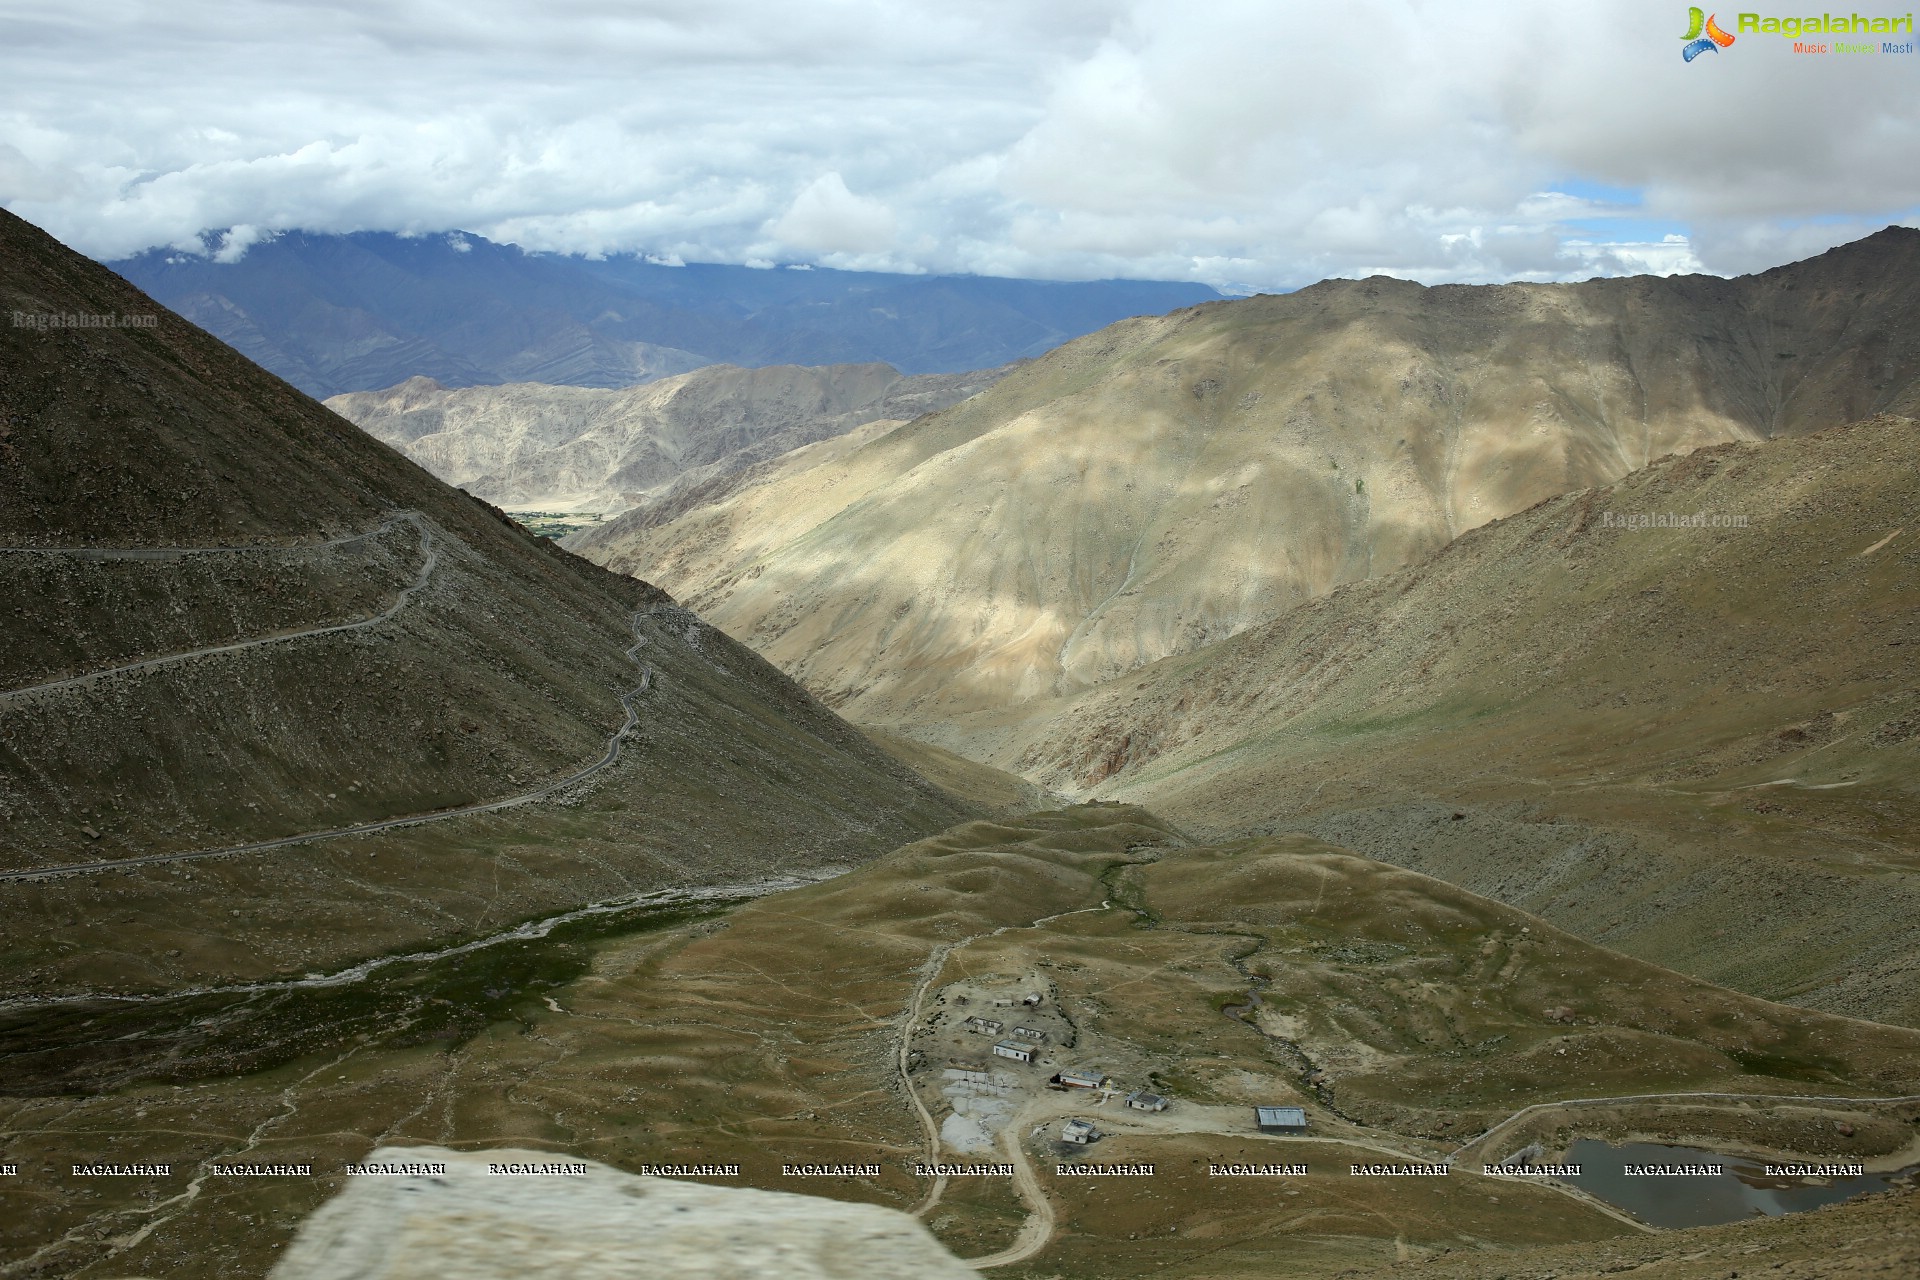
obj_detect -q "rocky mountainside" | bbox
[1003,415,1920,1026]
[0,207,969,991]
[106,230,1219,397]
[571,228,1920,729]
[325,361,1005,515]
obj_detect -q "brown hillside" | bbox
[1001,415,1920,1025]
[0,207,970,989]
[573,228,1920,727]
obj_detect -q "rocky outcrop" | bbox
[268,1147,975,1280]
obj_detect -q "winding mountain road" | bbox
[1449,1089,1920,1166]
[0,520,407,563]
[0,512,433,703]
[962,1127,1056,1270]
[904,943,960,1219]
[0,510,663,882]
[0,654,651,884]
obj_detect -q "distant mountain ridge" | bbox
[326,361,1007,515]
[105,230,1220,398]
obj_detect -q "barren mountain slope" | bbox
[325,361,1005,514]
[574,228,1920,727]
[0,207,969,989]
[997,415,1920,1025]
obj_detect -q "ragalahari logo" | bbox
[1682,7,1738,57]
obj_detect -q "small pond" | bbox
[1559,1140,1917,1228]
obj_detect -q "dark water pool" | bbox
[1561,1140,1917,1228]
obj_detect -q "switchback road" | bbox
[0,512,433,703]
[0,609,658,885]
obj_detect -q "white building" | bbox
[991,1040,1034,1063]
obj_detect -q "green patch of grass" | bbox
[0,899,728,1097]
[509,511,606,540]
[1298,691,1506,742]
[1098,861,1162,929]
[1727,1048,1850,1083]
[1144,1063,1231,1105]
[1311,940,1410,965]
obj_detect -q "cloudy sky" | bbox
[2,0,1917,289]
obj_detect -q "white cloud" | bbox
[1557,235,1706,278]
[1,1,1915,287]
[0,141,74,202]
[766,172,897,255]
[212,224,272,263]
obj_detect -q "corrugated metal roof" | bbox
[1255,1106,1307,1126]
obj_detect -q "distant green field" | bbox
[509,511,606,539]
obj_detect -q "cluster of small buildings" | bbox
[955,990,1056,1066]
[1051,1069,1172,1147]
[993,992,1045,1008]
[1058,1101,1305,1149]
[946,983,1310,1153]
